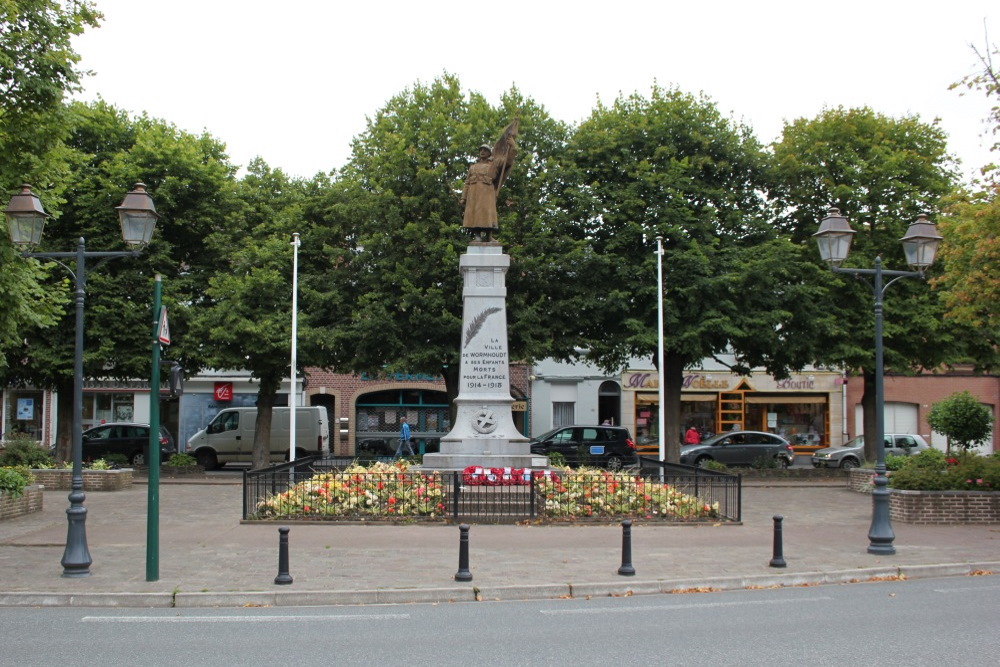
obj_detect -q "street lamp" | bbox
[813,207,941,555]
[4,183,159,577]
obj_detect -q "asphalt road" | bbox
[3,575,997,666]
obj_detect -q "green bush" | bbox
[751,455,779,469]
[104,453,129,466]
[904,448,947,469]
[88,459,113,470]
[889,453,1000,491]
[0,466,31,498]
[165,453,198,467]
[0,438,54,468]
[701,459,731,472]
[885,454,913,471]
[546,452,567,468]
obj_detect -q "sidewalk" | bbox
[1,476,997,607]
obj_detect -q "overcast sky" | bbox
[72,1,997,183]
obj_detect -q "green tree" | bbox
[927,390,995,452]
[188,159,311,469]
[933,185,1000,345]
[567,85,831,462]
[770,106,960,461]
[1,100,241,460]
[934,35,1000,347]
[304,74,588,423]
[0,0,100,370]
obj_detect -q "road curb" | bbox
[1,562,995,608]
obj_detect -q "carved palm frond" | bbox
[464,307,502,347]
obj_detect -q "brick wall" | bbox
[844,372,999,451]
[847,468,893,492]
[890,489,1000,524]
[30,469,133,491]
[0,485,43,520]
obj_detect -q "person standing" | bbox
[684,425,700,445]
[396,415,414,457]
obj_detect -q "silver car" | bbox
[811,433,930,469]
[679,431,795,468]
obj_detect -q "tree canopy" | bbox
[566,86,832,460]
[927,390,996,452]
[770,106,961,460]
[0,0,101,372]
[303,74,589,418]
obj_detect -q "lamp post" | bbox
[655,236,665,463]
[288,232,300,477]
[4,183,158,577]
[813,207,941,555]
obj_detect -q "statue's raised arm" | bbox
[460,119,519,240]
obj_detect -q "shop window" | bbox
[553,402,575,427]
[6,390,43,441]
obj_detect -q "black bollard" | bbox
[618,519,636,576]
[455,523,473,582]
[274,526,293,585]
[769,514,786,568]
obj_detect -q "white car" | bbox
[811,434,930,469]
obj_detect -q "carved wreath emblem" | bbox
[471,409,499,434]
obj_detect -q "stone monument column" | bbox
[421,242,544,471]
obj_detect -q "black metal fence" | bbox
[243,457,741,523]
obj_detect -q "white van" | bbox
[186,406,329,469]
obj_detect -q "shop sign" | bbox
[774,377,816,390]
[213,382,233,402]
[622,372,730,391]
[511,401,527,411]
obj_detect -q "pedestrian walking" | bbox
[396,415,415,457]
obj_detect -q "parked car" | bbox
[80,423,176,466]
[529,425,637,470]
[811,434,930,469]
[679,431,795,468]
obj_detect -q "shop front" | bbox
[622,369,843,453]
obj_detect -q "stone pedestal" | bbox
[422,243,547,471]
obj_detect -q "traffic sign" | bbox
[157,306,170,345]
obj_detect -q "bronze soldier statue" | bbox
[460,119,518,241]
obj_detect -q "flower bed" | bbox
[251,462,720,522]
[254,461,447,519]
[535,469,719,520]
[30,468,133,491]
[0,485,43,521]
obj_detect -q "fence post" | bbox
[618,519,636,576]
[452,472,460,521]
[529,473,536,521]
[455,523,472,582]
[274,526,293,585]
[769,515,786,568]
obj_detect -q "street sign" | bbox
[157,306,170,345]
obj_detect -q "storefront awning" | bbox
[745,395,826,404]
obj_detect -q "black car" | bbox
[81,422,176,466]
[679,430,794,468]
[529,425,637,470]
